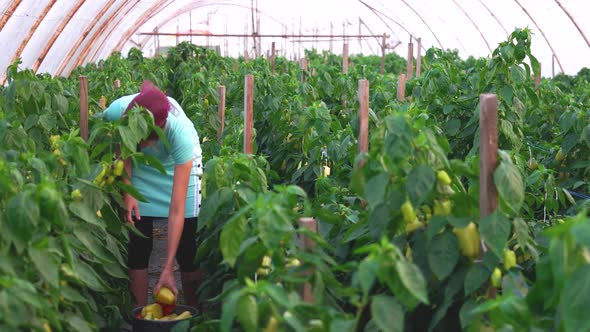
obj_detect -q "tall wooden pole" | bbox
[479,94,498,227]
[298,217,317,304]
[79,76,89,142]
[397,74,406,101]
[343,43,349,74]
[358,80,369,155]
[271,41,276,74]
[416,37,422,78]
[244,75,254,154]
[380,33,387,74]
[406,39,414,79]
[218,85,226,142]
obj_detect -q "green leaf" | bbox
[66,313,94,332]
[494,157,524,214]
[198,187,233,230]
[39,114,56,130]
[369,203,392,240]
[5,192,38,244]
[560,265,590,331]
[499,85,513,104]
[258,205,294,249]
[265,284,292,308]
[371,295,404,332]
[73,227,113,263]
[117,126,138,153]
[29,247,59,287]
[365,172,390,208]
[582,125,590,149]
[406,165,435,206]
[479,210,511,258]
[395,260,429,304]
[171,320,191,332]
[358,259,378,296]
[117,183,147,202]
[428,231,460,280]
[68,201,105,228]
[73,259,107,292]
[464,263,489,295]
[220,290,240,332]
[61,286,86,302]
[236,295,258,332]
[220,213,248,267]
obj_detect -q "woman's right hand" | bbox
[124,193,140,224]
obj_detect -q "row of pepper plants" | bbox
[1,26,590,331]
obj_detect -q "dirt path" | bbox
[121,219,182,331]
[148,219,183,300]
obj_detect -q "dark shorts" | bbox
[127,216,199,272]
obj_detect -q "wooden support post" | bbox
[479,94,498,228]
[271,42,276,75]
[234,59,239,71]
[298,217,317,304]
[381,33,387,74]
[343,43,349,74]
[218,85,226,142]
[535,63,542,90]
[113,79,120,90]
[358,80,369,155]
[79,76,89,142]
[407,39,414,79]
[416,37,422,78]
[99,96,106,110]
[397,74,406,101]
[244,75,254,154]
[244,50,249,63]
[479,93,498,298]
[300,58,308,83]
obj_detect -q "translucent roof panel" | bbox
[1,0,589,83]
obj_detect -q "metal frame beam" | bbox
[55,0,117,76]
[0,0,22,31]
[32,0,86,72]
[69,0,139,74]
[513,0,564,73]
[1,0,56,84]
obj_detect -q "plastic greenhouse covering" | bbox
[0,0,589,83]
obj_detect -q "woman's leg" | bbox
[176,217,201,308]
[127,217,154,307]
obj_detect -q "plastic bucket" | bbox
[131,304,198,332]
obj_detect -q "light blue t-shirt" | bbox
[103,94,202,218]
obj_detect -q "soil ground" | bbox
[120,219,182,332]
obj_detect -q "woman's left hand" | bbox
[154,267,178,297]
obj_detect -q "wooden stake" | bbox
[479,93,499,298]
[298,217,317,304]
[358,80,369,155]
[397,74,406,101]
[79,76,89,142]
[218,85,226,142]
[271,42,276,74]
[479,94,498,226]
[535,63,542,90]
[113,79,120,90]
[234,59,239,71]
[381,33,387,74]
[244,50,249,63]
[301,58,308,83]
[244,75,254,154]
[343,43,349,74]
[407,40,414,79]
[416,38,422,78]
